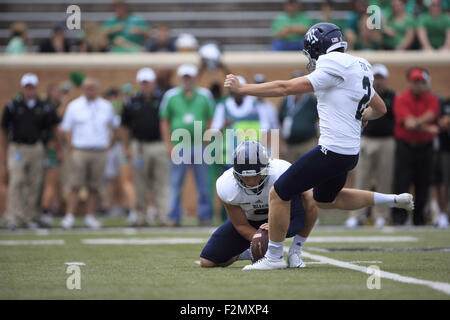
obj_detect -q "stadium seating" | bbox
[0,0,351,52]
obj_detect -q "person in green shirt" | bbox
[271,0,312,51]
[101,0,150,53]
[312,0,344,29]
[370,0,393,20]
[382,0,415,50]
[159,64,215,227]
[5,22,28,55]
[417,0,450,50]
[344,0,383,50]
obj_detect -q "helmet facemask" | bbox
[233,166,269,195]
[303,49,317,72]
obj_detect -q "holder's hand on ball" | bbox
[259,223,269,231]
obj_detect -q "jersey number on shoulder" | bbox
[355,76,371,120]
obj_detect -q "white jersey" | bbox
[306,51,374,155]
[216,159,291,221]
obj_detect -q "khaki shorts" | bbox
[69,148,107,190]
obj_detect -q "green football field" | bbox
[1,218,450,300]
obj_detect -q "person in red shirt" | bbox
[392,67,440,225]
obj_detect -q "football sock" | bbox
[289,235,307,254]
[265,240,284,260]
[237,248,252,261]
[373,193,396,207]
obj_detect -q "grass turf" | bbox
[0,224,449,300]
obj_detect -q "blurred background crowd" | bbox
[2,0,449,54]
[0,0,449,230]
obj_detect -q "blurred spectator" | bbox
[434,98,450,228]
[344,0,383,50]
[40,83,66,227]
[39,22,71,53]
[392,68,440,226]
[101,87,124,217]
[159,64,214,226]
[211,76,269,161]
[1,74,59,230]
[209,83,225,103]
[278,71,318,164]
[271,0,312,51]
[252,73,280,153]
[154,68,174,100]
[5,22,29,54]
[370,0,393,19]
[417,0,450,51]
[198,43,231,77]
[313,0,344,29]
[116,83,137,223]
[121,83,134,100]
[405,0,428,17]
[346,65,396,228]
[60,77,118,229]
[146,25,175,52]
[120,68,170,227]
[174,33,199,52]
[102,0,150,53]
[207,81,227,222]
[78,21,109,52]
[381,0,415,50]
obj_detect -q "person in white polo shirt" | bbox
[60,77,118,229]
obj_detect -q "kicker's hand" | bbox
[224,74,241,94]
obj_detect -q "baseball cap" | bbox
[20,73,39,87]
[408,68,428,82]
[175,33,198,50]
[372,64,389,78]
[253,73,266,84]
[199,43,221,61]
[136,67,156,82]
[236,75,247,84]
[177,64,198,78]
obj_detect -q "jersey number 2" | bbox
[355,76,371,120]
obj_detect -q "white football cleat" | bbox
[287,251,306,268]
[40,213,53,227]
[394,193,414,211]
[436,214,449,229]
[374,217,386,228]
[345,216,358,228]
[127,210,138,226]
[61,214,74,229]
[27,221,39,230]
[242,256,287,271]
[84,215,101,230]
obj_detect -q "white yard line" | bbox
[294,248,450,296]
[80,235,418,245]
[82,238,207,245]
[348,260,383,264]
[0,239,65,245]
[306,236,418,243]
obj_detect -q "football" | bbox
[250,227,269,262]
